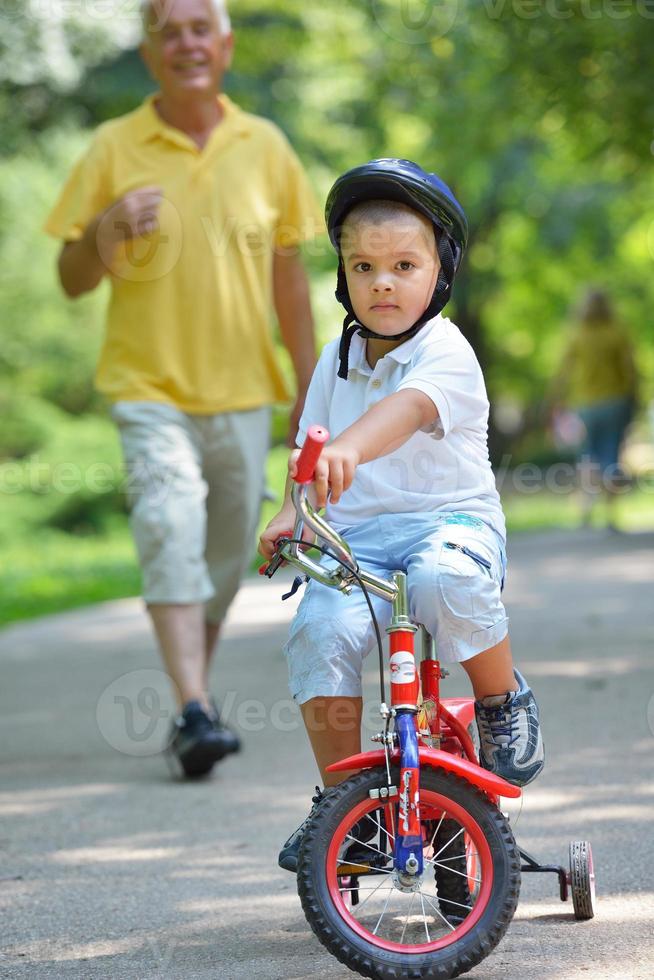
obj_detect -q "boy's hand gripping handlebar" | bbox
[293,424,329,483]
[258,425,331,577]
[260,426,396,602]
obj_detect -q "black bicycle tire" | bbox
[297,767,521,980]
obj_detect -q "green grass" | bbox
[1,441,653,627]
[0,519,140,625]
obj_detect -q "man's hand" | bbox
[58,185,164,298]
[289,442,360,510]
[96,185,163,256]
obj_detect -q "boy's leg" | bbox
[279,546,390,872]
[300,696,363,786]
[461,634,518,699]
[406,515,543,786]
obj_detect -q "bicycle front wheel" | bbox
[297,767,520,980]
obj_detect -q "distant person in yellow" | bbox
[45,0,322,777]
[551,288,638,529]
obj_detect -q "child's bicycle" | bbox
[262,425,596,980]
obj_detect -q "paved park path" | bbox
[1,528,653,979]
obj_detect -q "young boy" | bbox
[260,159,544,873]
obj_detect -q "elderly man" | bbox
[45,0,321,777]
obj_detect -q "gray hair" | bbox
[141,0,231,35]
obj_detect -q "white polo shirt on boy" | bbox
[297,315,505,540]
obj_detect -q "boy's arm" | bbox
[303,389,437,508]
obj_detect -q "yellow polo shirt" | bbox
[45,95,324,412]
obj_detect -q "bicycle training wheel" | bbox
[569,840,596,920]
[297,767,521,980]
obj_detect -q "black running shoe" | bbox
[168,700,236,778]
[208,697,241,756]
[278,786,378,873]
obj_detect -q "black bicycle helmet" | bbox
[325,159,468,379]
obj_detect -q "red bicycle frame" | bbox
[264,426,521,879]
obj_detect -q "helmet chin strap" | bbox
[336,234,455,380]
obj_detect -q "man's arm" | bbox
[291,389,438,508]
[57,185,163,299]
[58,215,108,298]
[272,250,317,446]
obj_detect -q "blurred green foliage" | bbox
[1,0,653,623]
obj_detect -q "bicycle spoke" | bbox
[339,859,394,875]
[338,884,393,893]
[428,858,481,885]
[419,889,456,932]
[399,890,417,944]
[372,881,395,936]
[344,834,392,862]
[432,852,473,865]
[432,825,465,861]
[419,889,431,943]
[427,810,446,852]
[436,894,474,912]
[369,809,395,846]
[350,875,393,914]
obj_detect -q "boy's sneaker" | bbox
[474,669,544,787]
[278,787,379,873]
[168,700,238,778]
[279,787,330,872]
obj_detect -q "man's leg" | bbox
[203,408,271,687]
[111,401,227,775]
[148,602,211,713]
[204,620,221,692]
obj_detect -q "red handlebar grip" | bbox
[294,425,330,484]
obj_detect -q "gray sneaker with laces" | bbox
[475,668,544,787]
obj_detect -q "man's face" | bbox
[341,214,440,337]
[141,0,233,98]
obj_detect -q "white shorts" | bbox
[285,512,508,704]
[111,400,270,623]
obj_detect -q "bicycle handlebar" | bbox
[294,425,329,484]
[262,422,397,603]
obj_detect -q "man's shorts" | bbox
[111,401,270,622]
[285,512,508,704]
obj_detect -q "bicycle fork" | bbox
[388,571,424,878]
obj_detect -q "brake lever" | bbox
[258,533,292,578]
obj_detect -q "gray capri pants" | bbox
[111,400,270,623]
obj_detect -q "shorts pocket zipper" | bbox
[444,541,492,572]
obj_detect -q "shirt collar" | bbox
[348,316,443,375]
[135,93,251,147]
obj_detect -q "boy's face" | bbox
[341,212,440,340]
